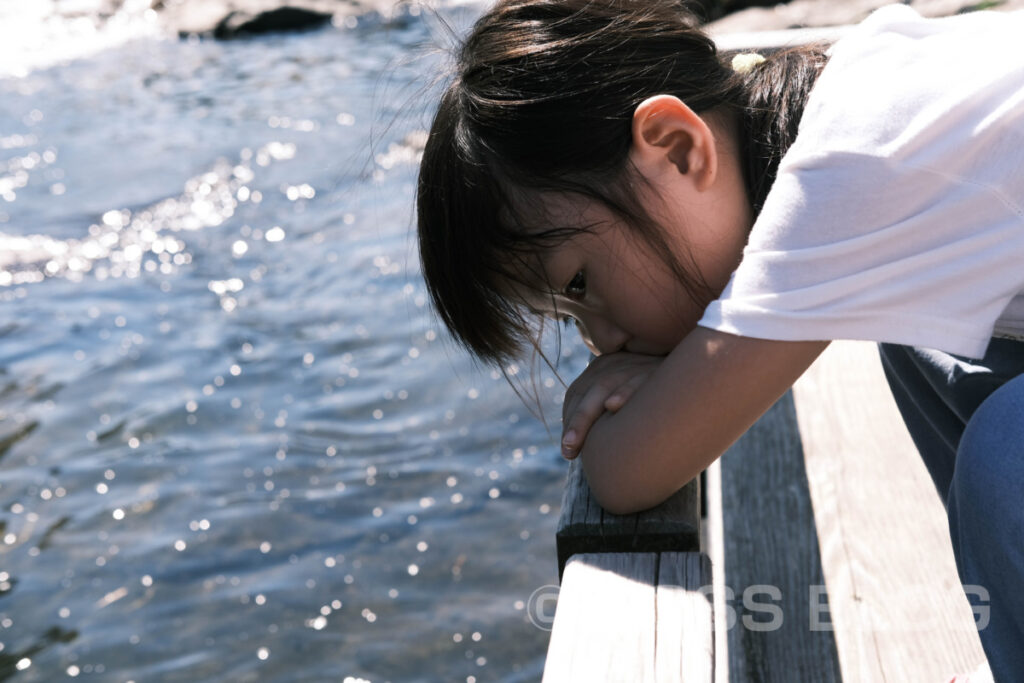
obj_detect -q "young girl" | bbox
[415,0,1024,678]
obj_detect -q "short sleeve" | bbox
[698,151,1024,358]
[698,6,1024,359]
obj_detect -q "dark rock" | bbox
[213,6,333,38]
[160,0,371,39]
[690,0,785,23]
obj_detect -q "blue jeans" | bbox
[879,339,1024,682]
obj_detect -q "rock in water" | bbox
[213,6,333,39]
[691,0,782,22]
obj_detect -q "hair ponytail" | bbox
[733,45,829,214]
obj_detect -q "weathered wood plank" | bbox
[791,341,986,681]
[543,553,658,682]
[543,552,714,683]
[555,459,701,578]
[655,552,715,683]
[717,391,842,682]
[702,458,731,682]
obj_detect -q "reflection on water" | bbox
[0,140,295,286]
[0,5,587,681]
[0,0,163,79]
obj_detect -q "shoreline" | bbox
[57,0,1024,41]
[155,0,415,37]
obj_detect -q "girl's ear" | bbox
[630,95,718,192]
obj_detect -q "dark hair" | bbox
[417,0,827,365]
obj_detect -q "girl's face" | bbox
[520,199,697,356]
[518,191,750,356]
[516,108,752,356]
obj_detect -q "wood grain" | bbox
[555,459,700,579]
[716,391,842,682]
[543,553,658,682]
[543,552,713,682]
[791,341,986,681]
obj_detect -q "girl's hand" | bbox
[561,352,664,459]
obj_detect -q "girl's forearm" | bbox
[578,329,827,515]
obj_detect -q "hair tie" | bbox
[731,52,766,74]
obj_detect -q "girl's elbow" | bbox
[589,471,690,515]
[597,492,649,516]
[580,438,697,515]
[590,481,660,515]
[581,453,657,515]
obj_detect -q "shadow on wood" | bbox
[555,460,701,580]
[718,390,842,682]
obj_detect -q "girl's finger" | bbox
[604,393,626,411]
[602,373,650,412]
[562,383,616,459]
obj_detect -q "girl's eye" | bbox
[564,271,586,300]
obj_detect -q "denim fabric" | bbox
[879,340,1024,682]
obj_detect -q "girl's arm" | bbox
[571,328,827,514]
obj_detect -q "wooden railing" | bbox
[543,461,713,682]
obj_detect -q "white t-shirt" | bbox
[699,4,1024,359]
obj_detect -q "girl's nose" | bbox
[577,316,630,356]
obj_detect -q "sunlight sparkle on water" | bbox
[0,7,570,676]
[0,141,297,286]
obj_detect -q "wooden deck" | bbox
[544,340,988,680]
[707,340,986,681]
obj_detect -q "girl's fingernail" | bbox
[561,430,577,457]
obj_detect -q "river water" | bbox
[0,3,589,680]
